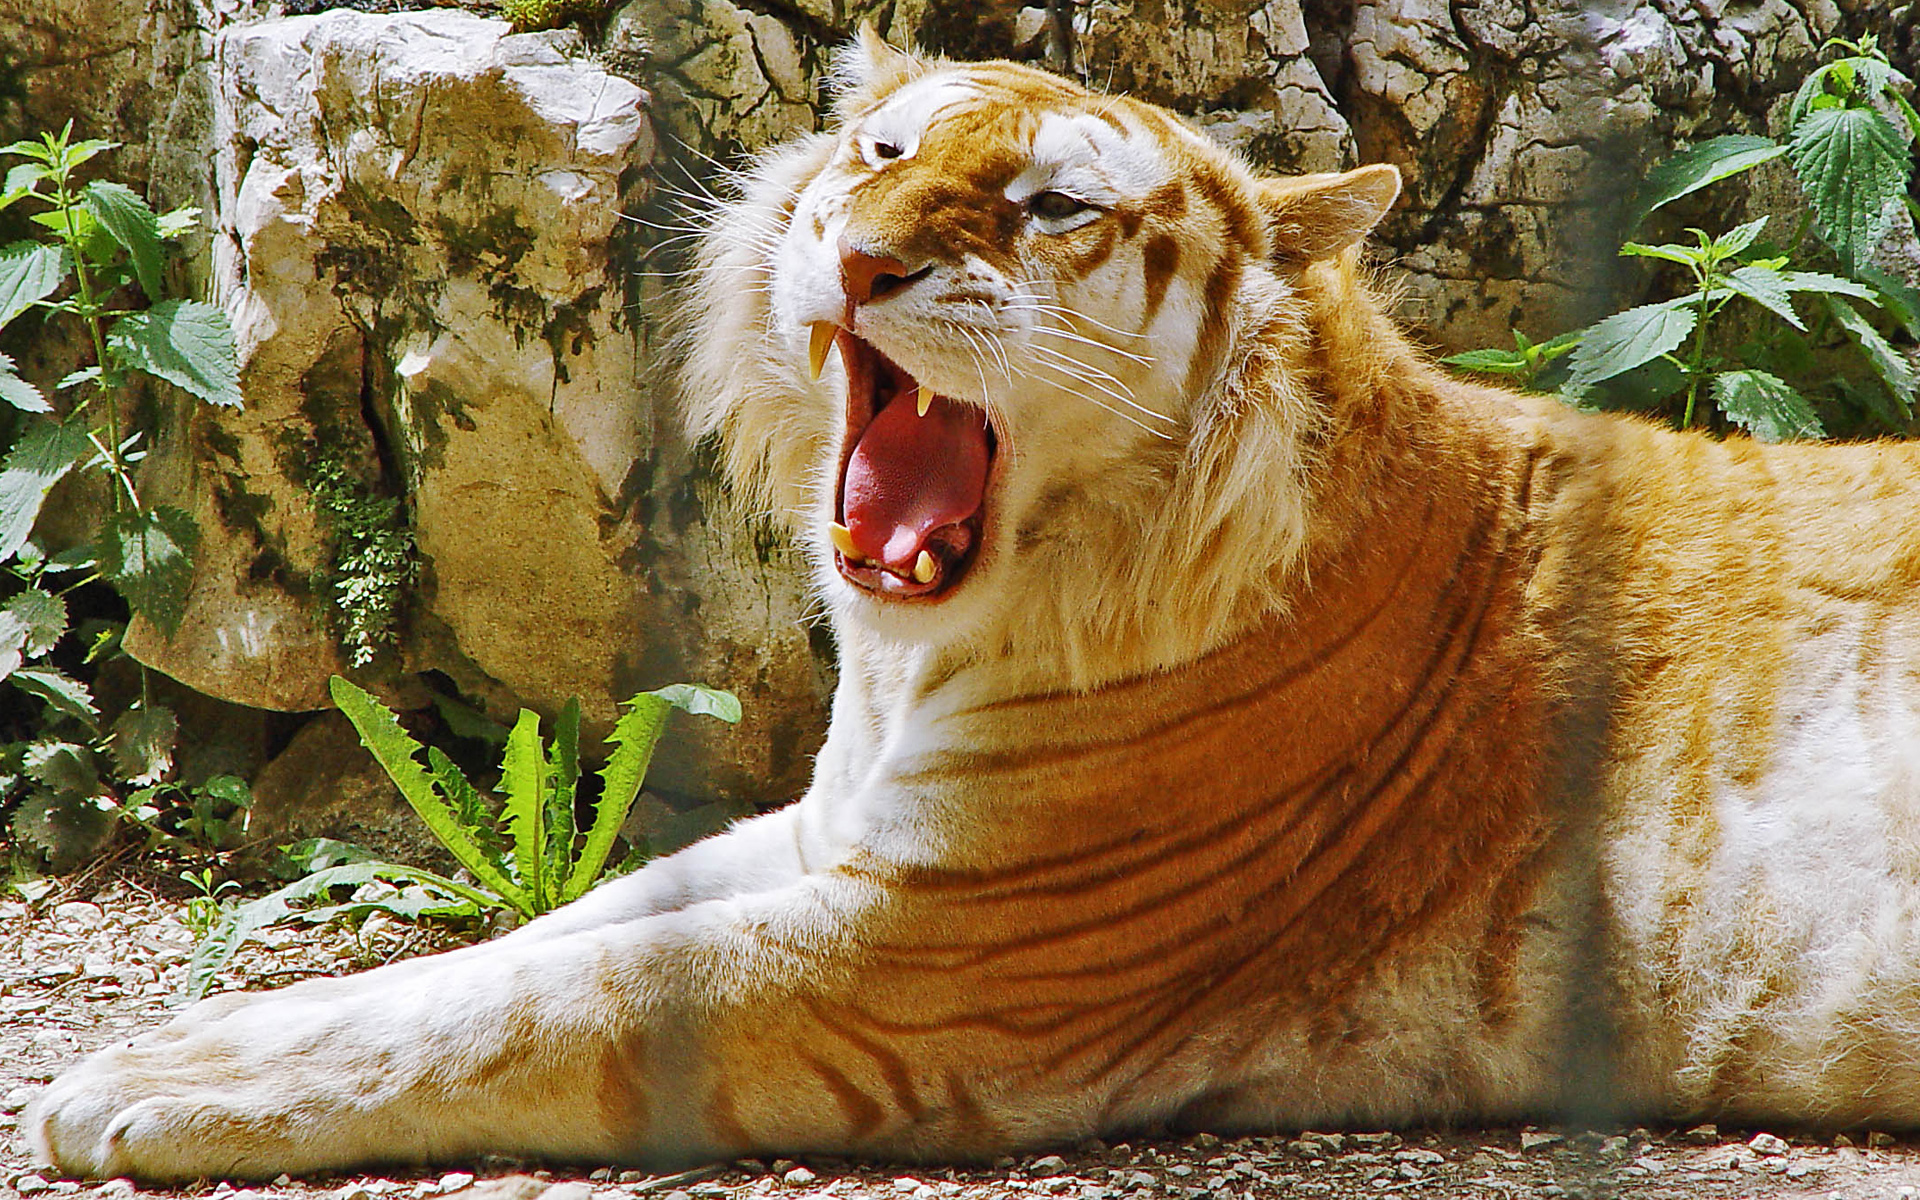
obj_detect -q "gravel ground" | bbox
[9,875,1920,1200]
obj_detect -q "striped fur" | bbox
[28,36,1920,1182]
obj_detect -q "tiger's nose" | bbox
[838,239,923,307]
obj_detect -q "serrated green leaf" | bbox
[327,675,527,908]
[1566,300,1698,391]
[106,299,241,409]
[1711,369,1824,442]
[1788,106,1912,275]
[0,419,91,563]
[1858,265,1920,340]
[3,163,47,194]
[23,740,97,791]
[5,587,65,657]
[0,370,47,413]
[1778,270,1879,300]
[1719,265,1804,330]
[1440,348,1531,374]
[1620,241,1705,268]
[562,694,671,905]
[14,666,98,725]
[110,704,177,786]
[544,697,580,880]
[1825,294,1916,406]
[0,240,66,329]
[55,366,101,392]
[426,745,509,875]
[82,181,163,301]
[98,505,198,637]
[11,789,111,872]
[1633,136,1787,223]
[499,708,548,912]
[156,205,202,240]
[1714,217,1769,259]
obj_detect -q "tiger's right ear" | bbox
[1255,164,1402,265]
[829,23,927,119]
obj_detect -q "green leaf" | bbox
[1787,106,1912,275]
[1711,369,1824,442]
[0,240,66,329]
[0,419,91,562]
[1565,300,1698,392]
[1440,347,1532,375]
[13,666,98,726]
[5,586,66,657]
[1713,217,1769,259]
[1719,265,1804,330]
[544,697,581,881]
[327,675,528,909]
[1825,294,1916,406]
[559,684,741,904]
[1857,265,1920,340]
[563,694,671,905]
[190,859,494,999]
[432,692,510,744]
[1633,136,1787,223]
[1778,270,1879,300]
[110,704,178,786]
[427,745,509,876]
[82,181,163,301]
[98,505,198,637]
[649,683,743,724]
[156,205,202,240]
[106,299,242,409]
[0,369,47,413]
[499,708,549,912]
[1789,56,1896,128]
[1619,241,1705,268]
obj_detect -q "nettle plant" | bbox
[1449,36,1920,439]
[0,126,244,868]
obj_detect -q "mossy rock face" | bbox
[96,9,832,808]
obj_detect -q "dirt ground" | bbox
[8,874,1920,1200]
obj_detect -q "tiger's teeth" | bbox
[916,385,935,417]
[808,323,838,381]
[829,522,860,561]
[912,550,937,584]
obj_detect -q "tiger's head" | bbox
[685,31,1401,685]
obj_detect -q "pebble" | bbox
[16,1177,50,1197]
[782,1167,817,1186]
[1870,1130,1897,1148]
[1393,1148,1443,1165]
[1519,1130,1563,1151]
[3,1084,33,1112]
[53,902,104,928]
[1748,1131,1790,1156]
[333,1187,375,1200]
[1028,1156,1066,1174]
[1679,1122,1719,1144]
[535,1185,592,1200]
[439,1172,475,1192]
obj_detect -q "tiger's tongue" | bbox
[843,393,990,569]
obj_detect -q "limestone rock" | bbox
[244,711,452,872]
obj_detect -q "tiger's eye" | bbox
[1029,190,1091,221]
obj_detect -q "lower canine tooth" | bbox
[808,323,837,381]
[912,550,937,583]
[829,523,860,560]
[916,385,935,417]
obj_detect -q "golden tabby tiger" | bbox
[29,31,1920,1181]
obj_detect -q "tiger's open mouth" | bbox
[819,326,996,600]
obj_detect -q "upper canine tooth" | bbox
[916,385,935,417]
[808,323,838,381]
[912,550,937,583]
[829,522,860,560]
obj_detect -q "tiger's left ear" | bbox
[830,23,926,119]
[1255,164,1402,264]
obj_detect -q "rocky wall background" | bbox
[0,0,1911,824]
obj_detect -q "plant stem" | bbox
[51,158,124,516]
[1679,283,1718,430]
